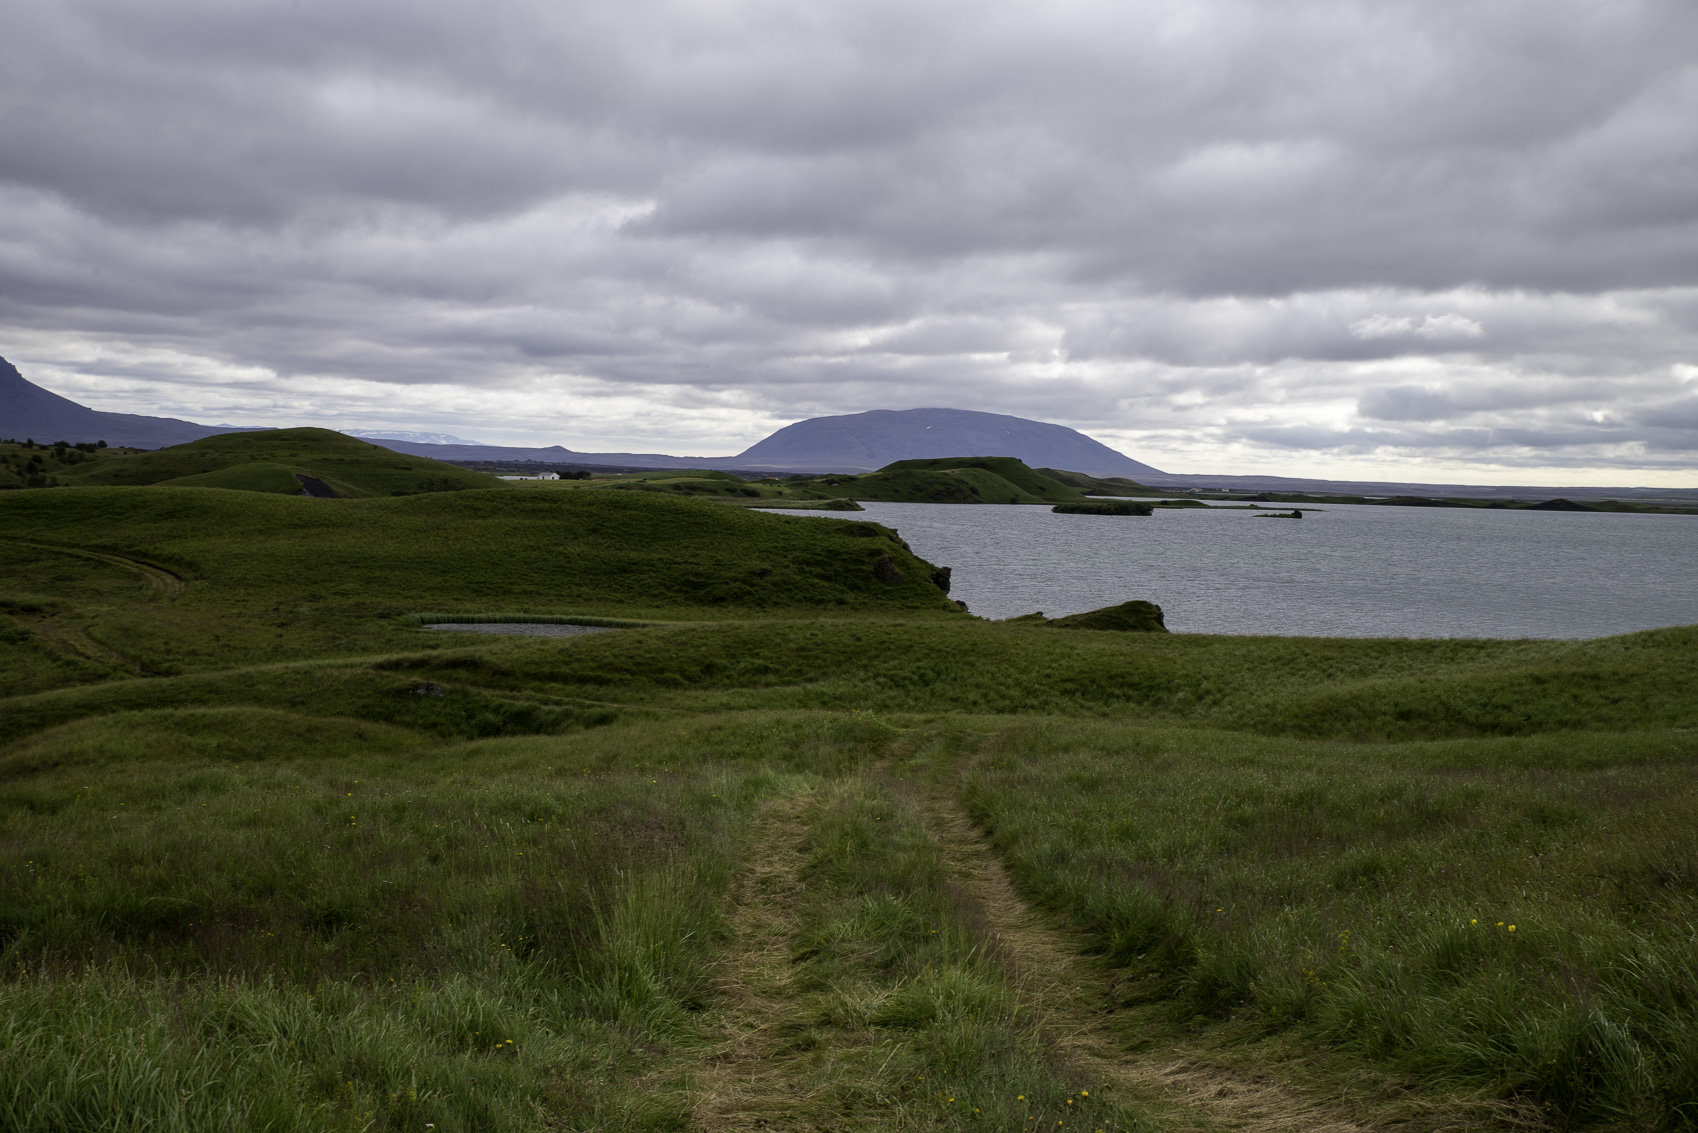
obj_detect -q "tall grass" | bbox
[0,709,855,1131]
[957,720,1698,1127]
[374,619,1698,739]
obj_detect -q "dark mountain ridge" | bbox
[0,355,265,448]
[370,440,717,468]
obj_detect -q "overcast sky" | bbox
[3,0,1697,483]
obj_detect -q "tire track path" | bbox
[687,788,822,1130]
[0,539,186,676]
[2,539,187,601]
[914,771,1376,1133]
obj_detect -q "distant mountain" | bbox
[342,429,487,446]
[367,407,1164,477]
[370,440,722,468]
[733,407,1164,478]
[1132,472,1698,503]
[0,355,264,448]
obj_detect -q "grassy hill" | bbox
[0,438,126,490]
[0,486,960,683]
[58,427,499,497]
[481,466,865,509]
[796,456,1086,504]
[1036,466,1152,495]
[878,457,1083,500]
[344,455,1086,509]
[3,470,1697,1131]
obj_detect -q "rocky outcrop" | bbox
[1024,600,1168,633]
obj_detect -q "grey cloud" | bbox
[2,0,1697,478]
[1349,314,1484,342]
[1355,375,1656,423]
[1636,395,1698,431]
[1358,388,1466,424]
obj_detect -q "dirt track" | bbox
[912,770,1374,1133]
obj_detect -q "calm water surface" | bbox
[771,501,1698,638]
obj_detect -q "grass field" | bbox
[3,458,1696,1131]
[955,722,1698,1127]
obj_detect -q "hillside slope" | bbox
[61,427,500,497]
[879,457,1083,501]
[796,457,1086,504]
[0,485,962,678]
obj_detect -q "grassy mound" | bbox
[61,428,499,497]
[876,457,1083,501]
[0,439,117,490]
[1034,467,1152,495]
[1046,598,1168,631]
[484,459,1081,509]
[798,456,1085,504]
[150,461,321,495]
[0,484,964,675]
[510,467,863,507]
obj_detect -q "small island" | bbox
[1051,499,1155,516]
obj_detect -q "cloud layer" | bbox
[2,0,1696,482]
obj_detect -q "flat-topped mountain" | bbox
[0,355,262,449]
[733,407,1164,478]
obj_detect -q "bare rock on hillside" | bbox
[294,474,338,498]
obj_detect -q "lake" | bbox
[769,501,1698,639]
